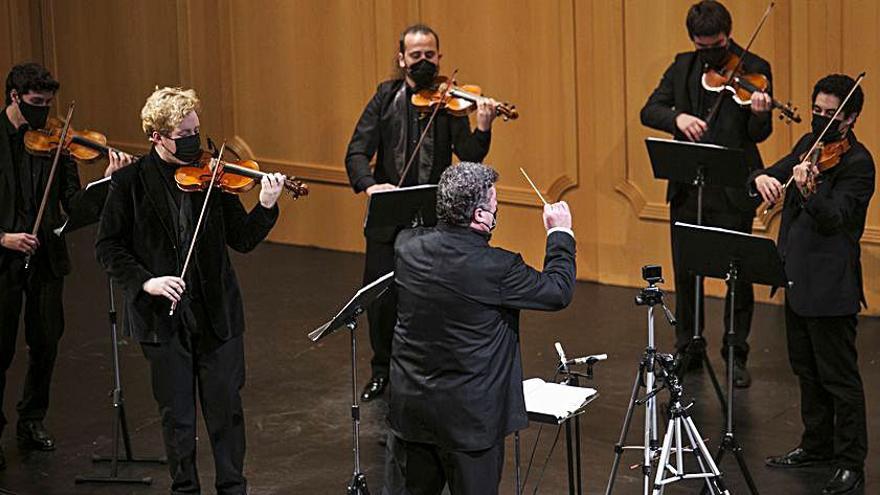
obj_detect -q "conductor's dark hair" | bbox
[686,1,732,38]
[5,62,59,105]
[399,24,440,53]
[812,74,865,119]
[437,162,499,226]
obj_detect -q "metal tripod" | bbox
[74,278,166,485]
[650,355,729,495]
[605,276,676,495]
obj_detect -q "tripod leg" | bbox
[702,355,727,411]
[651,418,676,495]
[605,367,644,495]
[727,435,760,495]
[684,417,730,495]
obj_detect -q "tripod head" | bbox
[634,265,676,326]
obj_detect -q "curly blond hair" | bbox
[140,86,200,136]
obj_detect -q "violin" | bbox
[701,52,801,123]
[174,151,308,199]
[798,137,851,197]
[24,116,127,162]
[411,75,519,121]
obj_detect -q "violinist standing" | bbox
[96,87,285,495]
[759,74,870,495]
[344,24,498,402]
[640,0,773,387]
[0,63,132,469]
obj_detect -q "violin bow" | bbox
[766,71,866,206]
[169,140,227,316]
[25,101,76,270]
[396,68,459,188]
[519,167,548,205]
[703,1,775,130]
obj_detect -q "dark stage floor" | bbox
[0,226,877,494]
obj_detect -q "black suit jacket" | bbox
[0,124,102,277]
[344,79,491,193]
[752,132,874,317]
[388,224,577,451]
[640,41,773,212]
[95,150,278,343]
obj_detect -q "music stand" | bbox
[363,184,437,237]
[52,179,166,486]
[309,271,395,495]
[525,379,599,495]
[674,222,786,495]
[646,137,749,405]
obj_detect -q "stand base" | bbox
[91,454,167,464]
[74,474,152,485]
[700,433,760,495]
[347,472,370,495]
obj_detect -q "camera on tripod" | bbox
[634,265,667,307]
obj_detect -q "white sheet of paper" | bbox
[523,378,597,420]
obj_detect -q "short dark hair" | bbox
[437,162,498,226]
[812,74,865,118]
[398,24,440,54]
[686,1,732,38]
[5,62,60,105]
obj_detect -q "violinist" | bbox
[758,74,870,495]
[344,24,498,402]
[95,87,285,494]
[0,62,132,468]
[640,0,774,387]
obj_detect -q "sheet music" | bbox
[523,378,597,421]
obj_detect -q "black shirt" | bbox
[1,111,35,232]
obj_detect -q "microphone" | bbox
[567,353,608,365]
[554,342,569,373]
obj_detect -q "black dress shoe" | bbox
[822,468,863,494]
[360,376,388,402]
[732,360,752,388]
[16,420,56,451]
[765,447,831,468]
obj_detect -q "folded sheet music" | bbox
[523,378,598,423]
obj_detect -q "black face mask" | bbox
[407,59,438,89]
[477,207,498,233]
[811,113,845,143]
[167,133,202,163]
[698,45,729,69]
[18,99,50,129]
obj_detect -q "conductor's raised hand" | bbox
[543,201,572,231]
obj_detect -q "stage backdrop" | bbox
[3,0,879,314]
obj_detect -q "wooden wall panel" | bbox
[44,0,181,185]
[3,0,880,313]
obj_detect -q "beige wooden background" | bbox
[3,0,878,313]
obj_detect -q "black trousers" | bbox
[383,433,505,495]
[670,187,755,360]
[364,235,398,379]
[141,320,247,495]
[785,303,867,470]
[0,258,64,435]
